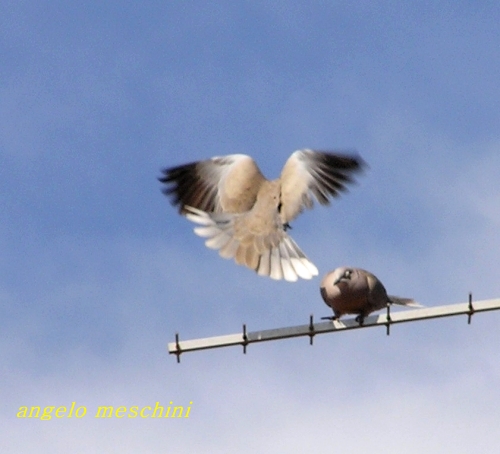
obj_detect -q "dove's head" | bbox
[332,267,354,285]
[320,267,355,306]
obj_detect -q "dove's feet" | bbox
[355,315,365,326]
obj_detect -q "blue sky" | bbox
[2,1,500,452]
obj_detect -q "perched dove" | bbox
[159,150,364,282]
[320,267,421,324]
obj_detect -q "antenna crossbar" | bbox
[168,297,500,362]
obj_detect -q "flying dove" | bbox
[320,267,421,324]
[159,150,364,282]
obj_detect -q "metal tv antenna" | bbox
[168,294,500,363]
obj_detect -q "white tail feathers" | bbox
[184,206,318,282]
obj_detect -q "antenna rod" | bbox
[168,297,500,360]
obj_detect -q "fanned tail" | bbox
[184,206,318,282]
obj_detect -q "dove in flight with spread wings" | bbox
[159,149,365,282]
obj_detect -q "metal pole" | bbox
[168,297,500,362]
